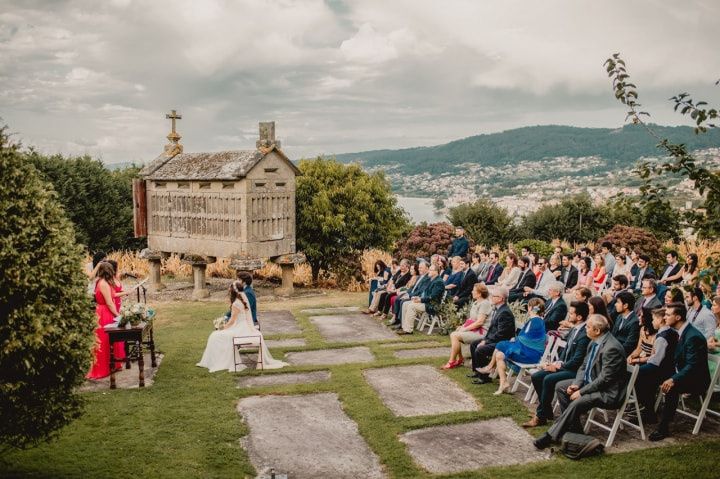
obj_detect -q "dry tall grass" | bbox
[669,239,720,267]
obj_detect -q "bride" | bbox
[197,281,287,373]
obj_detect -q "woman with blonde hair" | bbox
[441,283,492,369]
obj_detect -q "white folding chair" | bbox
[508,335,564,401]
[674,354,720,434]
[233,335,263,371]
[584,364,645,447]
[417,291,448,334]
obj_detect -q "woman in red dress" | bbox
[87,262,125,379]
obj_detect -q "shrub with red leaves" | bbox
[596,225,663,267]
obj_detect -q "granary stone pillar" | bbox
[182,254,213,300]
[273,253,306,297]
[140,249,166,292]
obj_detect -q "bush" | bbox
[596,225,663,267]
[519,193,612,244]
[296,158,410,282]
[513,239,555,259]
[394,222,455,260]
[0,127,95,448]
[447,198,517,247]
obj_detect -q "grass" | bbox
[2,291,720,478]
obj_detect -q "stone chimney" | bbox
[256,121,281,149]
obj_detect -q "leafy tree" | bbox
[0,126,95,448]
[24,151,143,252]
[519,193,611,244]
[447,198,517,247]
[394,222,455,259]
[296,157,410,282]
[513,239,555,259]
[605,53,720,238]
[604,195,681,242]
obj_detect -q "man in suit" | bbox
[542,281,568,331]
[508,256,536,303]
[475,250,490,280]
[389,260,429,328]
[658,250,682,286]
[612,290,641,357]
[634,278,662,322]
[604,274,632,324]
[447,226,469,259]
[483,251,504,285]
[524,301,591,427]
[237,271,258,326]
[468,286,516,384]
[399,264,445,335]
[631,254,655,292]
[560,254,578,290]
[534,314,628,449]
[650,302,711,441]
[523,257,554,301]
[452,256,478,309]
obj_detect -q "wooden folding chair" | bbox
[584,364,645,448]
[674,354,720,434]
[233,335,263,372]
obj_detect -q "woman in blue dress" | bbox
[478,297,547,395]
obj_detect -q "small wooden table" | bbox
[105,321,156,389]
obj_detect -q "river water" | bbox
[395,196,446,224]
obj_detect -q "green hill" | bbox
[335,124,720,175]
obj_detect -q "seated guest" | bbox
[524,301,591,427]
[707,296,720,377]
[548,254,562,280]
[603,274,631,324]
[612,291,641,356]
[534,314,627,449]
[601,241,616,279]
[664,286,684,306]
[447,226,469,259]
[478,298,547,395]
[236,271,258,326]
[629,308,678,423]
[498,252,521,289]
[588,296,611,326]
[398,264,445,335]
[681,253,699,285]
[613,254,632,280]
[452,256,478,308]
[385,262,419,320]
[482,251,504,285]
[571,257,594,292]
[523,257,555,301]
[580,247,596,270]
[633,278,662,326]
[658,250,683,286]
[468,286,516,384]
[366,260,391,308]
[375,259,412,319]
[389,261,429,327]
[472,251,489,279]
[650,303,711,441]
[560,254,579,290]
[444,256,464,293]
[592,254,607,292]
[508,256,536,303]
[543,281,568,331]
[631,254,655,292]
[442,283,492,369]
[685,286,717,339]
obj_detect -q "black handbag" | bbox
[560,432,604,460]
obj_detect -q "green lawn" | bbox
[2,292,719,478]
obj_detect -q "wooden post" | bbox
[133,179,147,237]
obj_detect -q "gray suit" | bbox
[547,333,628,441]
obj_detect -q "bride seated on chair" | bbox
[197,280,287,373]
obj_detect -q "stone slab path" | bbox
[238,371,331,388]
[300,306,360,315]
[399,418,549,474]
[393,347,451,359]
[379,341,444,349]
[285,346,375,366]
[238,393,385,479]
[258,310,301,335]
[363,365,478,417]
[264,338,306,348]
[309,314,397,343]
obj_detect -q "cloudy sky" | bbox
[1,0,718,164]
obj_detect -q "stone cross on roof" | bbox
[164,109,183,157]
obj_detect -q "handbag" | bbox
[559,432,604,460]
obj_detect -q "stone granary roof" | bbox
[140,146,300,181]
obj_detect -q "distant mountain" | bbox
[334,124,720,175]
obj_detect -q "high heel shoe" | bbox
[477,366,493,375]
[493,383,510,396]
[441,359,462,370]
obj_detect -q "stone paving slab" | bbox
[238,393,385,478]
[79,353,163,392]
[309,314,397,343]
[363,365,477,417]
[238,370,331,388]
[379,341,444,349]
[393,347,452,359]
[285,346,375,366]
[300,306,360,315]
[264,338,307,348]
[400,418,549,474]
[258,310,301,335]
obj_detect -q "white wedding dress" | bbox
[197,295,288,373]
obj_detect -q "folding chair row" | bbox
[416,291,448,335]
[670,354,720,435]
[508,335,565,401]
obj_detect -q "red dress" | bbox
[86,282,126,379]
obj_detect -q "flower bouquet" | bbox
[213,316,227,330]
[117,302,156,328]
